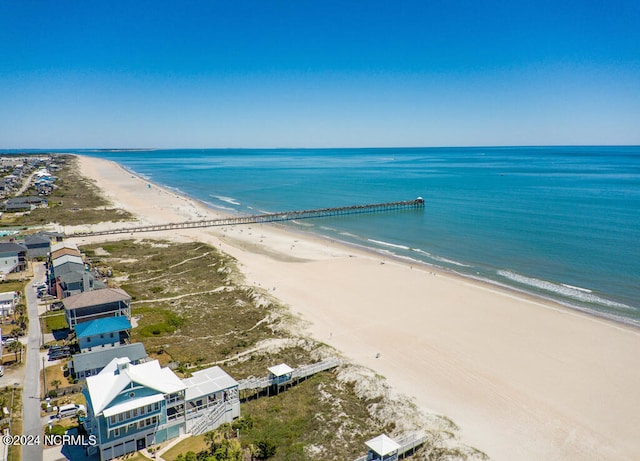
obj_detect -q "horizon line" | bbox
[1,143,640,153]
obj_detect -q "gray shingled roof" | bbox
[0,242,28,253]
[62,287,131,310]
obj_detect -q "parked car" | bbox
[55,404,86,419]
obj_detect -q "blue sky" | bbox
[1,0,639,148]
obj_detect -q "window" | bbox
[133,408,138,417]
[113,427,120,437]
[125,411,131,420]
[118,413,124,422]
[110,415,116,425]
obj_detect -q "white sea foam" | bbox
[412,248,471,267]
[561,283,592,293]
[202,201,235,212]
[368,239,411,251]
[291,220,314,227]
[497,270,633,310]
[212,195,240,206]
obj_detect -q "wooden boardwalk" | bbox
[238,357,341,399]
[69,198,425,237]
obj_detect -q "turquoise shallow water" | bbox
[76,146,640,326]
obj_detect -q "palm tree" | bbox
[14,303,26,316]
[7,341,22,363]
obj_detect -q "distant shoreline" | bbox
[79,153,639,331]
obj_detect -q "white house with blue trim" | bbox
[83,358,187,461]
[83,358,241,459]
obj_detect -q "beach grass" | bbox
[83,240,275,368]
[79,239,442,459]
[237,372,386,461]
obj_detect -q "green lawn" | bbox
[42,312,68,333]
[161,435,209,461]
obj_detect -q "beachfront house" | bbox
[182,366,240,435]
[83,358,187,461]
[0,242,28,274]
[75,316,132,353]
[63,287,131,329]
[70,343,147,380]
[0,291,18,317]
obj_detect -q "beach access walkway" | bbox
[69,198,425,237]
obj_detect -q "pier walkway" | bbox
[69,198,424,237]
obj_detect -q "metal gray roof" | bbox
[71,343,147,374]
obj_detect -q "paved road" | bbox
[15,171,37,197]
[23,263,45,461]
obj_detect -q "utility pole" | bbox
[42,356,47,398]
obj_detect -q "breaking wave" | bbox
[497,270,633,310]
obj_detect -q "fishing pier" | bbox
[70,198,425,237]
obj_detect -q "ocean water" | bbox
[79,146,640,326]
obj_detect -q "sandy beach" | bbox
[71,155,640,461]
